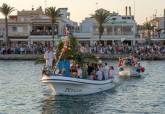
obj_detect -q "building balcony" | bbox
[94,31,134,36]
[8,33,29,37]
[29,35,60,41]
[73,32,136,41]
[73,32,93,38]
[30,31,58,35]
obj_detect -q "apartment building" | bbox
[0,7,77,46]
[74,8,137,46]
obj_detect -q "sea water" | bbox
[0,61,165,114]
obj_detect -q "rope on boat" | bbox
[55,37,69,69]
[55,49,65,69]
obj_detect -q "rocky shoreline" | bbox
[0,54,165,61]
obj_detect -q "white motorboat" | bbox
[41,36,116,95]
[41,75,116,96]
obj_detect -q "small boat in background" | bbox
[118,66,144,78]
[118,56,145,78]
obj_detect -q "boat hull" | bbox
[118,67,141,78]
[41,75,116,95]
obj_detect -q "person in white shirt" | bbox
[44,47,54,68]
[96,69,103,80]
[103,63,109,80]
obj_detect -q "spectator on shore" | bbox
[0,41,165,60]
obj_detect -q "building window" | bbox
[12,26,17,32]
[107,27,113,35]
[127,17,131,19]
[122,17,126,19]
[112,18,116,20]
[114,26,122,35]
[122,26,133,35]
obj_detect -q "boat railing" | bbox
[42,66,115,82]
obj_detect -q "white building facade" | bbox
[74,11,137,46]
[0,7,77,46]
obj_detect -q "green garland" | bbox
[35,35,98,65]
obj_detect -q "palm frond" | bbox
[0,3,15,16]
[45,7,61,23]
[91,9,110,40]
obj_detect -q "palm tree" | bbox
[0,3,15,46]
[143,22,154,38]
[45,7,61,47]
[142,22,155,44]
[155,28,162,38]
[91,9,110,40]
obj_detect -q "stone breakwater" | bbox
[0,54,165,60]
[0,54,43,60]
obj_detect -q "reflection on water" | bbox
[0,61,165,114]
[42,95,96,114]
[41,89,116,114]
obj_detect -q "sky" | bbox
[0,0,165,24]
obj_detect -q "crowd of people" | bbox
[81,42,165,58]
[118,56,139,67]
[69,63,115,80]
[1,42,165,58]
[0,44,46,55]
[118,55,145,74]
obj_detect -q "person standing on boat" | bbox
[96,68,103,80]
[87,64,94,76]
[89,71,97,80]
[118,58,123,67]
[44,47,54,69]
[109,66,115,79]
[103,63,109,80]
[77,66,82,78]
